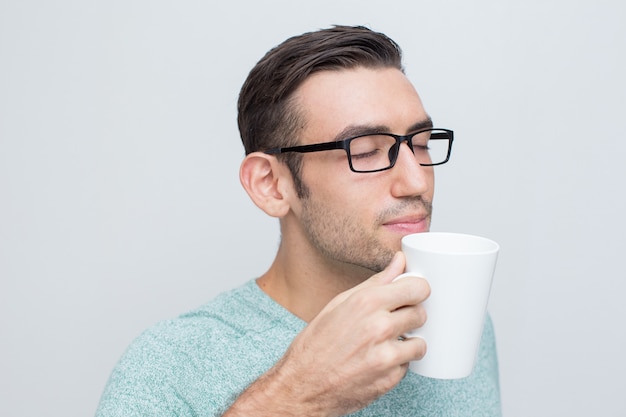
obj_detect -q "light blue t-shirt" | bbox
[96,280,501,416]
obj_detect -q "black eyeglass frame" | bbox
[264,128,454,173]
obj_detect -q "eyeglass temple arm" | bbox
[264,141,347,155]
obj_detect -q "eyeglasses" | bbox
[264,128,454,173]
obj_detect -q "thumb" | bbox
[373,251,406,284]
[322,252,406,311]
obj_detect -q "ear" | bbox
[239,152,294,218]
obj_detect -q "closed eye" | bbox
[351,148,384,159]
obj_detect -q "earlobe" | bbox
[239,152,292,218]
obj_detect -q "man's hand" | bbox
[224,252,430,417]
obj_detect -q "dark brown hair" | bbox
[237,25,404,195]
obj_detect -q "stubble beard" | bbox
[299,194,433,274]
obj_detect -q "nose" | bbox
[389,141,432,198]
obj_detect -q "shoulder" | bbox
[118,280,269,367]
[113,278,302,373]
[96,280,302,416]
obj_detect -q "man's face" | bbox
[289,67,435,273]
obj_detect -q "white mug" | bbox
[396,232,499,379]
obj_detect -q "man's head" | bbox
[238,25,404,196]
[239,26,441,276]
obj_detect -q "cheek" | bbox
[425,175,435,197]
[301,159,404,221]
[301,173,373,229]
[302,159,359,200]
[418,168,436,200]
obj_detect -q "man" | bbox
[96,25,501,416]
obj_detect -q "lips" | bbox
[383,214,430,234]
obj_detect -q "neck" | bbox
[256,238,373,322]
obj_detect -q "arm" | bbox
[223,253,430,417]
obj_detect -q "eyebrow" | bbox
[332,117,434,141]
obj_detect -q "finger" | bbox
[337,273,430,316]
[390,304,428,336]
[396,334,428,363]
[390,276,431,306]
[375,252,406,284]
[351,252,406,290]
[370,275,430,313]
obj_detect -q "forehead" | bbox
[292,67,428,142]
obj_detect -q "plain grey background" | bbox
[1,0,625,416]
